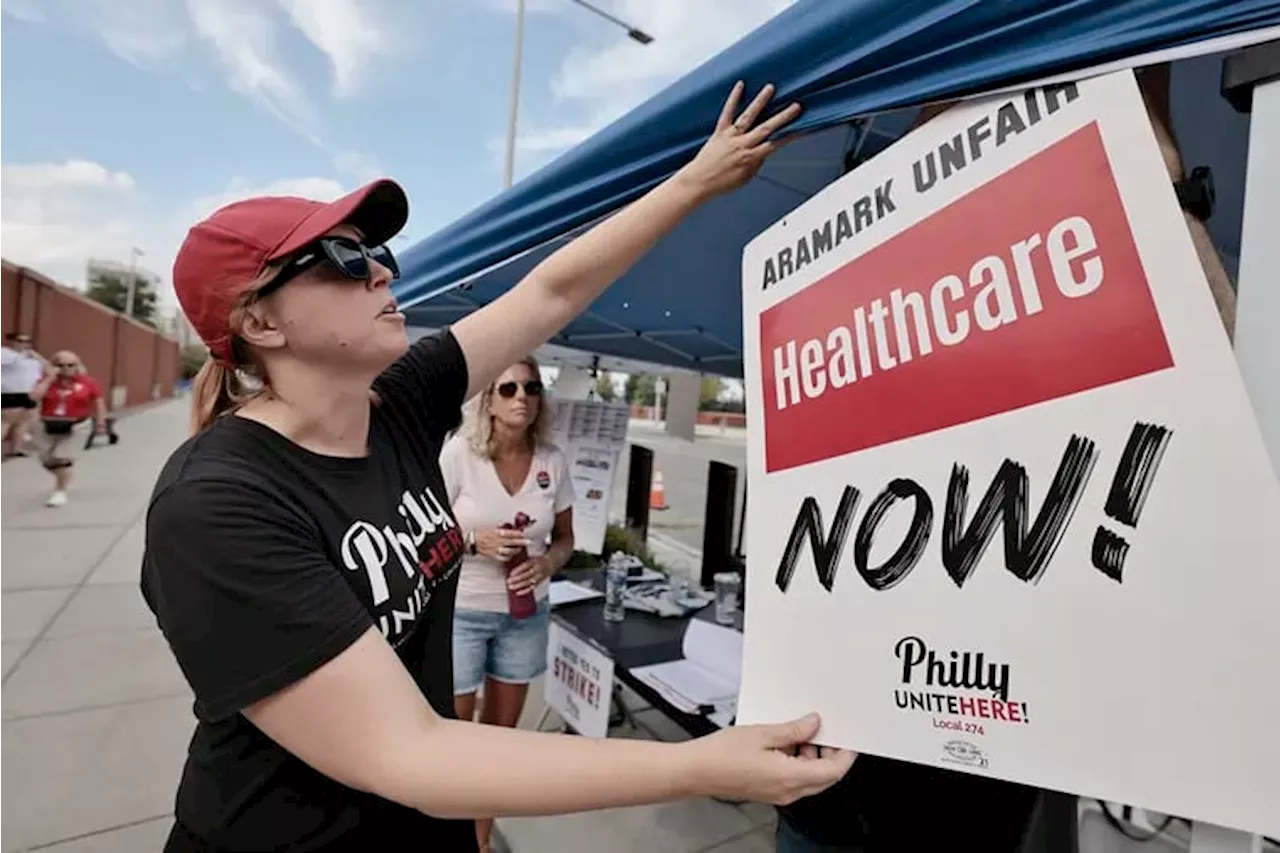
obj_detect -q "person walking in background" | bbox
[27,351,107,507]
[441,356,574,853]
[1,332,48,457]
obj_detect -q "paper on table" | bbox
[637,659,736,706]
[681,618,743,687]
[630,619,744,716]
[549,580,603,607]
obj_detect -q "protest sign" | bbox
[544,618,615,738]
[737,69,1280,836]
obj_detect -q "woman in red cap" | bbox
[142,83,854,853]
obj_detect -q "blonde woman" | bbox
[440,356,572,851]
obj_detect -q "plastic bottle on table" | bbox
[604,552,628,622]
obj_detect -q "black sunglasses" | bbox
[496,380,543,399]
[259,236,399,298]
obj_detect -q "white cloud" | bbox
[189,176,348,223]
[1,160,144,292]
[333,150,385,184]
[1,160,352,308]
[480,0,567,15]
[15,1,395,140]
[506,0,794,171]
[186,0,316,133]
[1,0,47,22]
[184,0,395,132]
[278,0,394,99]
[2,160,136,192]
[85,0,188,65]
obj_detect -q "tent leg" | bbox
[1231,75,1280,481]
[1188,55,1280,853]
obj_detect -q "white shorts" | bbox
[35,419,89,468]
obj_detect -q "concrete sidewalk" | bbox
[1,400,776,853]
[2,400,192,852]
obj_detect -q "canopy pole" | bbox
[1187,45,1280,853]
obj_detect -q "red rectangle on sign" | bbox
[759,122,1173,473]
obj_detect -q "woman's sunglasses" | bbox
[259,236,399,298]
[495,380,543,399]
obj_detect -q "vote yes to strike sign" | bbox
[544,618,614,738]
[737,70,1280,836]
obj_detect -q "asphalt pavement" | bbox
[611,419,747,555]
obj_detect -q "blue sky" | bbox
[1,0,790,318]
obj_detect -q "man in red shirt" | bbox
[29,350,107,507]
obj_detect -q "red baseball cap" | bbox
[173,178,409,361]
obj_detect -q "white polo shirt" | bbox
[440,434,576,613]
[1,347,43,394]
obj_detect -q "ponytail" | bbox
[190,355,269,435]
[191,360,233,435]
[189,270,279,435]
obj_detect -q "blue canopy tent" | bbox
[396,0,1280,379]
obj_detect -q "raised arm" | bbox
[27,370,54,402]
[452,82,801,400]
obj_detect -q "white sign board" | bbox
[544,618,615,738]
[737,69,1280,837]
[549,400,630,554]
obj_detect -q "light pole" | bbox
[502,0,654,189]
[567,0,654,44]
[124,246,144,321]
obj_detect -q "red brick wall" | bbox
[696,411,746,429]
[628,402,747,429]
[2,260,180,409]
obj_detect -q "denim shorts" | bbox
[451,600,550,695]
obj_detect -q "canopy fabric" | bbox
[397,0,1280,377]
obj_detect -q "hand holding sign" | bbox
[689,713,856,806]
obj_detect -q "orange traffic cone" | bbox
[650,470,669,511]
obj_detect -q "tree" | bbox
[86,264,159,327]
[698,375,745,413]
[180,345,209,380]
[699,376,724,410]
[624,373,658,406]
[593,371,616,402]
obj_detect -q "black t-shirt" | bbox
[778,755,1041,850]
[140,330,479,852]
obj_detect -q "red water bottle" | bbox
[503,512,538,619]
